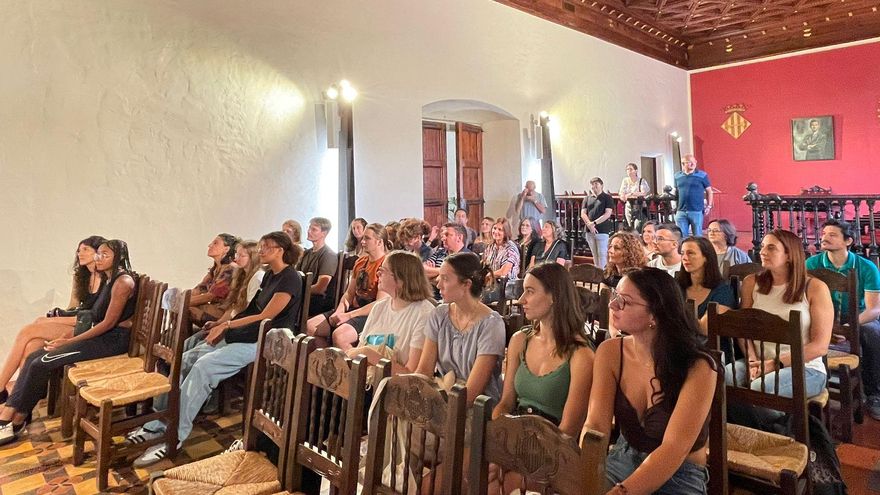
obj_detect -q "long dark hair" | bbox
[676,236,723,291]
[261,231,304,267]
[517,216,541,245]
[624,267,708,406]
[72,235,106,304]
[345,217,368,253]
[525,262,587,357]
[216,233,241,265]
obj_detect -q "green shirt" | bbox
[806,251,880,315]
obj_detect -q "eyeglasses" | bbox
[93,253,110,260]
[705,228,722,234]
[609,291,648,311]
[654,236,673,243]
[258,245,280,254]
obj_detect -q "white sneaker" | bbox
[133,443,168,468]
[224,438,244,453]
[124,426,164,446]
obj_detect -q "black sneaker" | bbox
[867,395,880,421]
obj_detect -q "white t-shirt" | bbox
[360,298,435,366]
[647,256,682,277]
[247,268,266,303]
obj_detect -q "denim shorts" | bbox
[605,437,708,494]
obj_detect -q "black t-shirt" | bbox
[532,239,570,265]
[581,192,615,234]
[227,266,302,343]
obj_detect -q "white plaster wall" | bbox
[483,120,523,219]
[0,0,690,356]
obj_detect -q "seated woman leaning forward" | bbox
[306,222,390,350]
[0,240,138,446]
[346,250,435,374]
[586,267,717,495]
[491,262,594,494]
[0,235,106,402]
[728,228,832,399]
[131,231,303,467]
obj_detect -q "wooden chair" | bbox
[47,274,154,417]
[707,303,810,495]
[148,327,305,495]
[333,253,359,309]
[728,262,764,305]
[218,272,314,417]
[469,396,608,495]
[288,337,369,494]
[72,289,191,490]
[707,350,728,495]
[59,277,165,437]
[569,263,605,293]
[577,286,610,347]
[808,267,863,442]
[363,368,467,495]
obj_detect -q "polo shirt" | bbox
[674,170,711,212]
[806,251,880,315]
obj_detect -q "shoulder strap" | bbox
[617,337,625,384]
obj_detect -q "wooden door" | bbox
[422,121,448,228]
[640,156,658,195]
[455,122,484,229]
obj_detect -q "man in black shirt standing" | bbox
[580,177,615,269]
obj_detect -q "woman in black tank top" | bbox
[585,267,717,495]
[0,240,137,446]
[0,235,106,401]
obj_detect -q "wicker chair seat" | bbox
[726,423,808,484]
[67,356,144,384]
[79,371,170,407]
[827,349,859,370]
[153,451,281,495]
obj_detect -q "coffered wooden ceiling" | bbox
[495,0,880,68]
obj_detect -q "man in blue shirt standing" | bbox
[674,154,713,236]
[806,219,880,420]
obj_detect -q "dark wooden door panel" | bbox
[456,122,484,228]
[423,121,448,225]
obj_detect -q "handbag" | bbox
[73,309,94,336]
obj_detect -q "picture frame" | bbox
[791,115,834,161]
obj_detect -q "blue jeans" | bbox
[585,232,610,269]
[606,436,709,494]
[725,359,827,398]
[144,339,257,442]
[675,210,704,237]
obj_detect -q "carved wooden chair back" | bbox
[706,303,810,446]
[469,397,608,495]
[578,286,610,347]
[569,263,605,293]
[707,350,729,495]
[126,276,153,356]
[240,324,304,488]
[728,262,764,279]
[333,253,359,308]
[131,278,165,359]
[363,368,467,495]
[289,337,368,494]
[808,268,860,351]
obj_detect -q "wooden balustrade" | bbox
[744,183,880,265]
[554,187,677,257]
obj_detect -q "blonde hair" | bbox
[224,241,262,314]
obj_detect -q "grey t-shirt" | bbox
[298,244,338,294]
[425,304,505,402]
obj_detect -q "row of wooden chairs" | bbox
[143,327,608,494]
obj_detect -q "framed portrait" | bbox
[791,116,834,161]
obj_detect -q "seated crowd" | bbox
[0,192,878,494]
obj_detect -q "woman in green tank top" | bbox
[490,262,595,492]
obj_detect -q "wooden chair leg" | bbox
[838,366,854,443]
[96,401,113,491]
[60,376,76,438]
[46,368,61,417]
[72,396,87,466]
[779,469,799,495]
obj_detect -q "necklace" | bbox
[451,303,478,332]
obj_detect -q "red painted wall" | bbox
[689,42,880,232]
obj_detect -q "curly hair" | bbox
[604,231,647,278]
